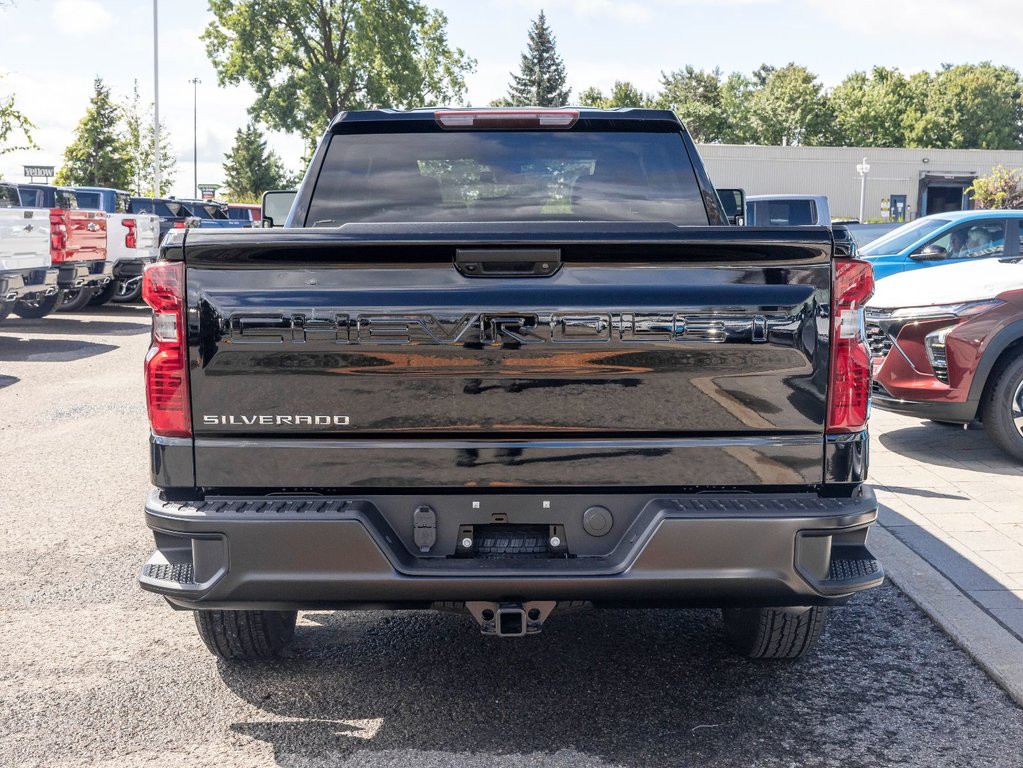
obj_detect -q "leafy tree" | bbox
[747,63,833,146]
[503,11,570,107]
[656,67,724,142]
[905,63,1023,150]
[969,165,1023,209]
[123,80,176,196]
[0,74,35,157]
[55,77,131,188]
[222,122,287,202]
[203,0,475,144]
[578,81,650,109]
[718,72,757,144]
[831,67,915,147]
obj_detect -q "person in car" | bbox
[949,230,970,259]
[967,228,994,256]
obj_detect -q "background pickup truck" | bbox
[0,182,58,322]
[74,187,161,304]
[15,184,110,315]
[139,108,882,661]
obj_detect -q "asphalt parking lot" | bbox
[2,306,1023,768]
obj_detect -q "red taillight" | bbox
[122,217,137,249]
[827,259,874,434]
[49,211,68,262]
[435,109,579,130]
[172,220,186,229]
[143,262,190,437]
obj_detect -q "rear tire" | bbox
[193,609,297,660]
[88,280,118,306]
[722,606,829,659]
[57,286,95,312]
[111,276,143,303]
[980,354,1023,462]
[12,292,61,319]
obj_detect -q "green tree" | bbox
[503,11,570,107]
[0,74,35,157]
[831,67,915,147]
[203,0,475,145]
[969,165,1023,209]
[656,67,724,142]
[222,122,286,202]
[747,63,833,146]
[123,80,176,196]
[718,71,756,144]
[578,81,650,109]
[905,63,1023,150]
[55,77,131,188]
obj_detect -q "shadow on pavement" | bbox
[0,336,117,362]
[880,503,1023,638]
[878,423,1021,477]
[217,587,1023,766]
[0,374,17,389]
[0,317,149,336]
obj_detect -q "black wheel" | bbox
[980,354,1023,462]
[88,280,118,306]
[194,609,297,660]
[111,276,143,303]
[722,606,829,659]
[12,292,61,319]
[57,286,95,312]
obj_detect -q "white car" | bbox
[746,194,832,226]
[0,182,58,321]
[74,187,161,304]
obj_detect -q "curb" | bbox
[872,525,1023,707]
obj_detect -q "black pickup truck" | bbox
[138,108,882,660]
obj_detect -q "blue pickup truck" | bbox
[861,210,1023,281]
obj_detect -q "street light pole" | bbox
[190,77,201,198]
[152,0,161,196]
[856,156,870,224]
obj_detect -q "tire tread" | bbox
[193,609,296,660]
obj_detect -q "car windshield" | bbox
[307,129,708,226]
[860,217,950,256]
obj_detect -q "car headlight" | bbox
[888,299,1005,321]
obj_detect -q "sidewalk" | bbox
[869,408,1023,641]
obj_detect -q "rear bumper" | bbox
[56,260,113,289]
[139,487,883,610]
[0,267,59,301]
[112,255,155,278]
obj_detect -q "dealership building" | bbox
[698,144,1023,222]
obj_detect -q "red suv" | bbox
[867,256,1023,460]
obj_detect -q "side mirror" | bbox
[261,189,298,228]
[911,244,949,261]
[717,188,745,226]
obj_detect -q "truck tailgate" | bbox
[181,226,833,488]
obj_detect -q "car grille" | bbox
[865,324,893,359]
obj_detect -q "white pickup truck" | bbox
[0,182,58,322]
[74,187,161,304]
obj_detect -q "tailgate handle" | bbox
[455,249,561,277]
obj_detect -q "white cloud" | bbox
[52,0,113,38]
[522,0,774,24]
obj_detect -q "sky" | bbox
[1,0,1022,198]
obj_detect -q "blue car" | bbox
[860,210,1023,281]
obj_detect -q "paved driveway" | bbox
[1,307,1021,767]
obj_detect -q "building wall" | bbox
[697,144,1023,222]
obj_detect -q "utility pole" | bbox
[153,0,161,197]
[856,157,870,224]
[190,77,201,198]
